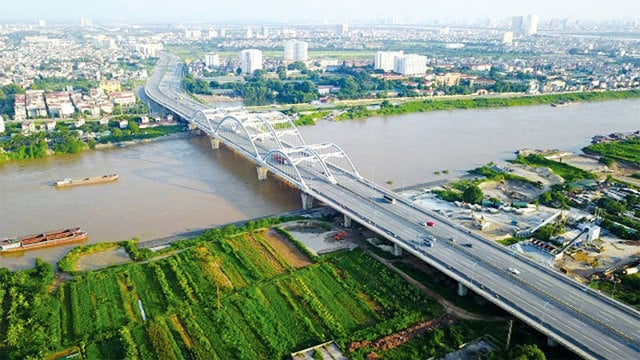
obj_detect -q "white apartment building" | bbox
[241,49,263,74]
[393,54,427,76]
[284,41,309,62]
[205,53,220,68]
[503,31,514,45]
[374,51,403,72]
[526,15,539,36]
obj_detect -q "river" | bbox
[2,98,639,270]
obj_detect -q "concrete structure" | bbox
[204,52,220,68]
[145,55,640,360]
[284,41,309,62]
[512,16,524,33]
[241,49,263,74]
[374,51,403,72]
[393,54,427,76]
[503,31,514,45]
[526,15,539,36]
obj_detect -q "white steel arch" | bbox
[282,146,337,185]
[263,149,308,189]
[307,142,362,179]
[213,116,262,160]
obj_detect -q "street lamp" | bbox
[471,260,479,284]
[540,301,551,327]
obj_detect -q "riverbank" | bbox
[334,89,640,121]
[94,131,193,149]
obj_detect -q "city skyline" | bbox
[3,0,640,23]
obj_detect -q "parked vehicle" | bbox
[383,194,396,204]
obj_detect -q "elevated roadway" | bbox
[145,53,640,359]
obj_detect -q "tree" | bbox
[511,344,546,360]
[462,185,483,204]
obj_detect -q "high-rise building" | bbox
[502,31,514,45]
[80,18,92,26]
[284,41,309,61]
[261,26,269,38]
[207,28,218,38]
[241,49,263,74]
[511,16,524,33]
[526,15,539,36]
[38,20,46,27]
[374,51,403,72]
[205,53,220,68]
[219,28,226,37]
[393,54,427,76]
[337,23,349,34]
[246,27,253,39]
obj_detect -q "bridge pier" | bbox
[457,282,468,296]
[547,337,557,347]
[210,137,220,150]
[301,193,314,210]
[343,215,352,228]
[256,166,268,181]
[393,243,403,256]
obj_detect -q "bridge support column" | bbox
[393,243,403,256]
[210,137,220,150]
[343,215,352,228]
[301,193,314,210]
[256,166,268,181]
[457,282,468,296]
[547,337,557,347]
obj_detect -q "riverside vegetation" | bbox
[0,218,546,360]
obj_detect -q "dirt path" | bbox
[365,249,510,322]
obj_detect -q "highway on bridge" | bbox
[145,53,640,359]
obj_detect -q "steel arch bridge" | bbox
[191,108,362,190]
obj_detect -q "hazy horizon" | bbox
[3,0,640,24]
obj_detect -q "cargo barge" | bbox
[55,174,118,187]
[0,228,88,252]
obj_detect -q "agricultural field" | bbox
[1,220,553,360]
[1,224,449,359]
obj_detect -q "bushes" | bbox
[57,242,121,273]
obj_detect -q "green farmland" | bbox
[0,226,451,359]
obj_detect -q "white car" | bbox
[508,267,521,275]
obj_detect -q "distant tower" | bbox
[241,49,263,74]
[205,52,220,68]
[511,16,524,33]
[526,15,539,36]
[502,31,514,45]
[284,41,309,62]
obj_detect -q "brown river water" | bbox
[2,99,639,270]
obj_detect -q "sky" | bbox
[3,0,640,23]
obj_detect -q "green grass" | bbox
[584,138,640,166]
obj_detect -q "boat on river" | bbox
[551,101,580,108]
[54,174,118,187]
[0,228,88,253]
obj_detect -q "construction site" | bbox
[403,154,640,283]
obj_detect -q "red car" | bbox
[425,221,435,227]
